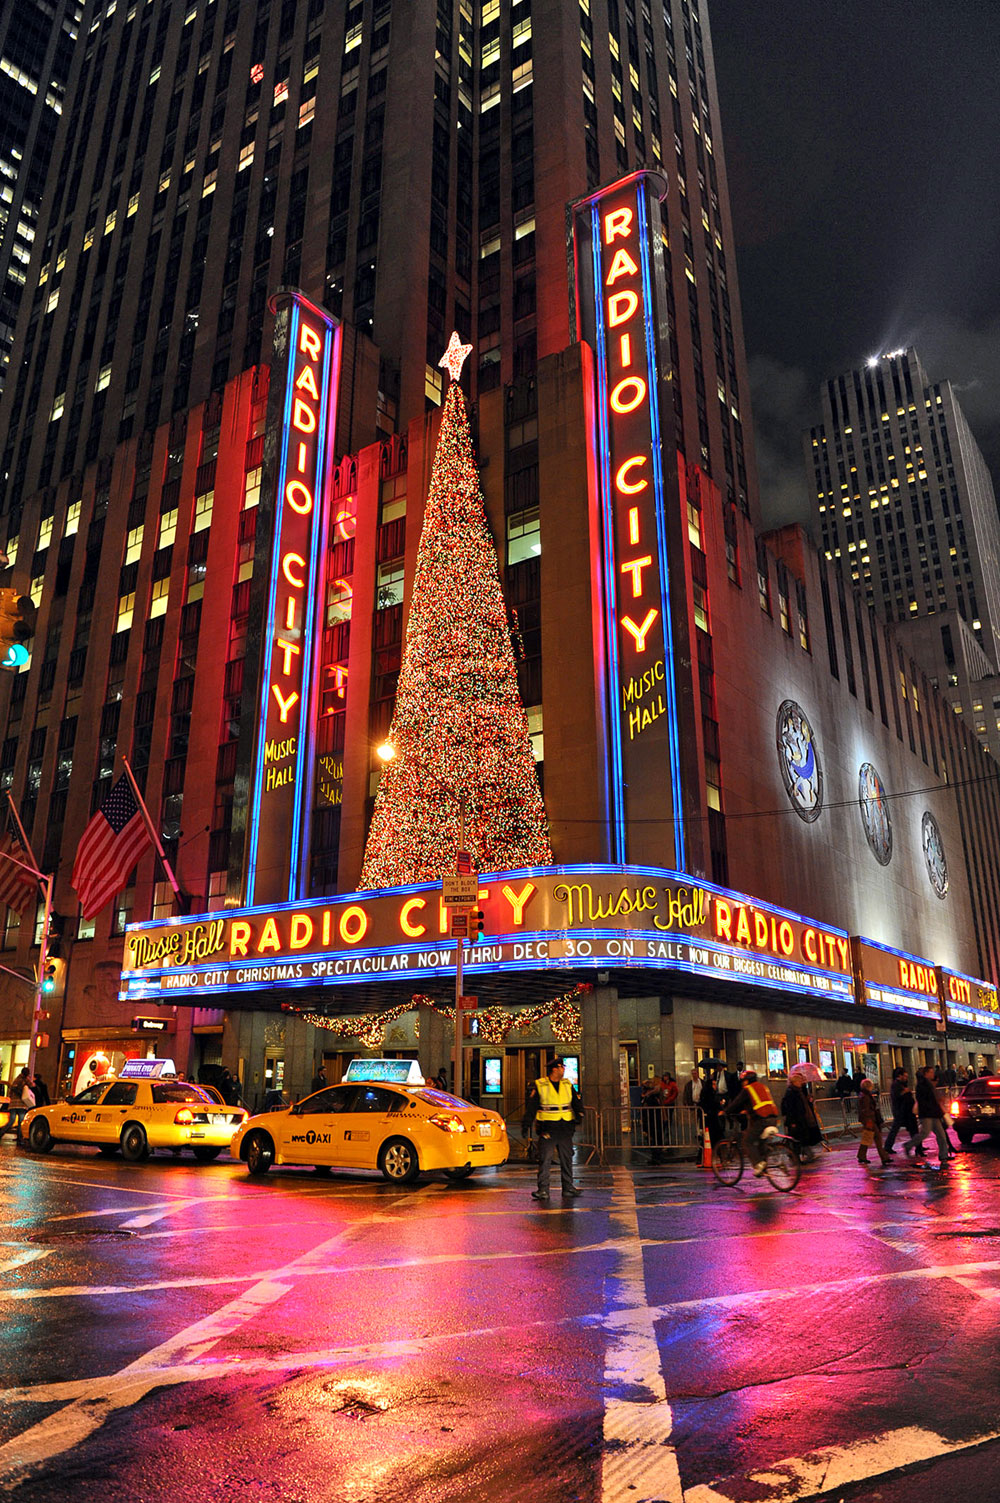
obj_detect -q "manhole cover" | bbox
[22,1228,136,1243]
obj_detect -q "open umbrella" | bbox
[700,1057,726,1069]
[789,1061,824,1083]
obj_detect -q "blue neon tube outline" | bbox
[287,322,333,899]
[246,302,301,903]
[636,187,685,868]
[590,202,626,860]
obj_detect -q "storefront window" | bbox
[765,1033,788,1076]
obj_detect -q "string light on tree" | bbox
[360,334,551,889]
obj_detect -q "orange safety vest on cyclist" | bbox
[744,1081,778,1117]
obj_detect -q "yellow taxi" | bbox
[21,1058,247,1162]
[231,1059,508,1183]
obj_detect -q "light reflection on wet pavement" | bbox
[1,1137,999,1501]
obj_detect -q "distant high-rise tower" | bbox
[0,2,79,398]
[807,348,1000,756]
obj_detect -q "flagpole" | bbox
[121,758,186,914]
[6,791,43,886]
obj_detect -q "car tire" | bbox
[313,1164,333,1176]
[27,1117,53,1154]
[120,1123,149,1162]
[443,1166,476,1181]
[379,1137,419,1184]
[245,1131,274,1176]
[192,1146,222,1162]
[97,1145,119,1158]
[956,1125,975,1145]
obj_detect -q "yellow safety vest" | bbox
[535,1076,575,1122]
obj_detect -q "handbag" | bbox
[860,1127,875,1148]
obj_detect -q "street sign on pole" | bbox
[455,850,473,875]
[442,873,479,905]
[450,914,470,939]
[458,994,478,1010]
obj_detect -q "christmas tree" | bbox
[359,336,551,888]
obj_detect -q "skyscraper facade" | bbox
[0,1,80,398]
[806,348,1000,758]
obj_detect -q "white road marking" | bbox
[0,1250,49,1274]
[0,1186,430,1487]
[118,1195,234,1228]
[601,1165,683,1503]
[682,1423,1000,1502]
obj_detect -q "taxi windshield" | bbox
[152,1083,215,1104]
[412,1088,473,1111]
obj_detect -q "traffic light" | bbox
[0,588,35,671]
[41,957,64,995]
[470,908,486,941]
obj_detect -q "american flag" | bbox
[71,774,153,919]
[0,831,38,914]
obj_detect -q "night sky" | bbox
[710,0,1000,531]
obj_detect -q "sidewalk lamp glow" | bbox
[376,740,395,763]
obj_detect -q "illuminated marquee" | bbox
[938,965,1000,1033]
[574,173,685,867]
[851,936,943,1022]
[247,293,342,904]
[122,865,853,1008]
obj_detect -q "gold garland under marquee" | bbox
[286,984,590,1051]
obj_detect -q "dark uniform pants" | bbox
[537,1129,574,1193]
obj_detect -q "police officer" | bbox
[523,1057,583,1204]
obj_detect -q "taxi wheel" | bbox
[192,1147,222,1162]
[313,1165,333,1176]
[27,1117,53,1154]
[444,1166,476,1181]
[956,1125,975,1146]
[120,1124,149,1163]
[379,1138,419,1184]
[245,1131,274,1176]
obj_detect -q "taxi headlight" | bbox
[428,1112,466,1134]
[174,1108,195,1125]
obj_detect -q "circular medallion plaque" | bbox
[776,700,823,822]
[858,762,892,865]
[921,811,948,899]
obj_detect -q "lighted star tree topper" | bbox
[359,335,552,888]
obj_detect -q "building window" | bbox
[686,500,701,547]
[150,578,169,618]
[376,560,404,609]
[124,525,144,565]
[193,491,214,532]
[152,880,174,922]
[159,509,178,547]
[506,506,540,565]
[64,502,81,537]
[38,515,54,550]
[207,870,228,912]
[117,592,136,631]
[379,474,407,524]
[244,467,261,509]
[112,886,135,935]
[327,576,353,625]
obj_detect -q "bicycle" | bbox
[712,1120,801,1192]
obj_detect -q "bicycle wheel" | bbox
[764,1139,801,1192]
[712,1137,744,1185]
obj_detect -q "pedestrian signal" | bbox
[0,589,35,670]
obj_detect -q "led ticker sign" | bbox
[851,936,943,1023]
[122,865,853,1008]
[247,292,342,905]
[937,966,1000,1033]
[574,173,685,868]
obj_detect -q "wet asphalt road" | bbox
[2,1133,1000,1503]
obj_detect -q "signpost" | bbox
[441,801,478,1098]
[442,874,479,906]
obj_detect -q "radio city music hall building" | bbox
[0,2,999,1110]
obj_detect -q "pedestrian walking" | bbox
[523,1057,583,1204]
[884,1068,923,1157]
[851,1067,865,1097]
[724,1060,744,1101]
[31,1074,50,1107]
[639,1076,666,1162]
[781,1077,822,1161]
[857,1078,890,1166]
[682,1066,702,1108]
[916,1065,951,1168]
[699,1070,724,1147]
[310,1063,328,1094]
[725,1069,779,1177]
[835,1069,853,1099]
[8,1068,35,1134]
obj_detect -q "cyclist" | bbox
[725,1068,779,1177]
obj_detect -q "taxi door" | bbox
[337,1085,404,1169]
[90,1081,140,1145]
[281,1085,358,1165]
[52,1084,106,1143]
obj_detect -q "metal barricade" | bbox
[601,1103,704,1159]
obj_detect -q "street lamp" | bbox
[372,738,472,1096]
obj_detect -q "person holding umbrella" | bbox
[782,1063,825,1161]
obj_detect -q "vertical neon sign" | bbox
[246,293,341,905]
[573,172,685,869]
